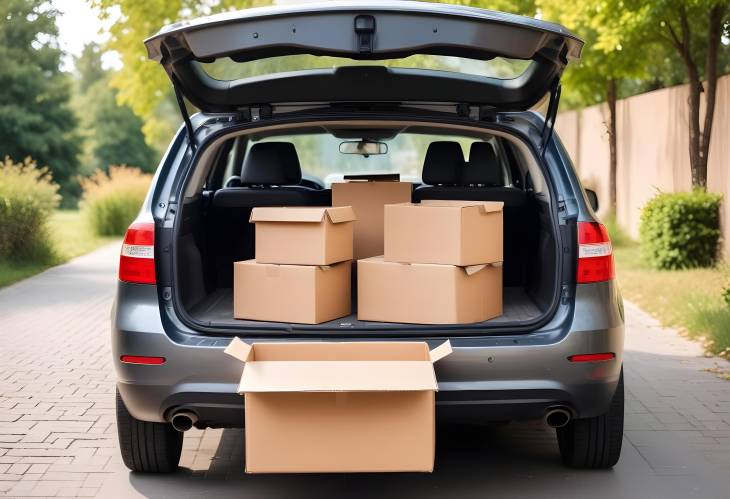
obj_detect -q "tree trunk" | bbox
[606,78,618,213]
[697,5,725,190]
[686,64,704,188]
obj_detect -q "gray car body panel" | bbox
[113,279,623,425]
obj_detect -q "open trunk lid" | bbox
[145,1,582,113]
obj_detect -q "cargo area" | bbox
[172,123,561,333]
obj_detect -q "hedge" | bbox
[0,157,60,261]
[80,166,152,237]
[639,190,722,270]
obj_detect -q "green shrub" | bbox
[80,166,152,236]
[639,190,722,270]
[0,157,60,261]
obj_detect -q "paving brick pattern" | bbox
[1,244,729,498]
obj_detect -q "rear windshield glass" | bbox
[244,133,503,186]
[202,54,532,81]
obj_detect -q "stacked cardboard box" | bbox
[233,206,356,324]
[332,175,413,260]
[358,200,504,324]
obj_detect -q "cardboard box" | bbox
[332,178,412,259]
[233,260,351,324]
[224,337,453,473]
[384,200,504,266]
[250,206,356,265]
[357,256,502,324]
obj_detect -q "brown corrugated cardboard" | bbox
[250,206,356,265]
[223,338,453,473]
[357,256,502,324]
[233,260,351,324]
[384,200,504,265]
[332,179,412,259]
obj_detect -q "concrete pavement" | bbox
[1,243,729,498]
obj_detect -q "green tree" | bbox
[597,0,730,190]
[540,0,649,213]
[92,0,271,149]
[73,43,157,174]
[0,0,81,203]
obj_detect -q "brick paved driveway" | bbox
[1,243,730,498]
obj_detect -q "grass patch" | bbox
[49,210,117,260]
[0,210,117,289]
[614,242,730,358]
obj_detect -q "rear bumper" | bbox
[113,280,624,426]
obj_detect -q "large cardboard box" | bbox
[358,256,502,324]
[250,206,356,265]
[224,337,453,473]
[233,260,351,324]
[384,200,504,266]
[332,177,412,259]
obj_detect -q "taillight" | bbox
[576,222,614,283]
[119,221,156,284]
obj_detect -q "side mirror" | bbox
[585,189,599,212]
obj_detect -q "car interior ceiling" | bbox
[175,125,558,330]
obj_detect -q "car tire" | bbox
[556,368,624,469]
[116,388,183,473]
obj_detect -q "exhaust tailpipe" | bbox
[544,407,571,428]
[170,411,198,432]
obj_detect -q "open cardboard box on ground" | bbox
[332,176,412,260]
[357,256,503,324]
[384,200,504,266]
[224,337,453,473]
[233,260,351,324]
[250,206,356,265]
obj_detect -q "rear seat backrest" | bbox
[413,140,535,287]
[209,142,331,287]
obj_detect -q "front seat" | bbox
[413,141,465,201]
[462,142,503,187]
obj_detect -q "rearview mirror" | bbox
[339,140,388,156]
[585,189,599,212]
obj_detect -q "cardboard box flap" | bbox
[428,340,453,363]
[324,206,357,224]
[419,200,504,213]
[224,337,254,362]
[238,361,438,393]
[249,206,356,224]
[464,264,487,276]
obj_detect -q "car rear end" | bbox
[112,2,624,473]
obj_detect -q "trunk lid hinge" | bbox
[540,80,562,157]
[172,83,197,152]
